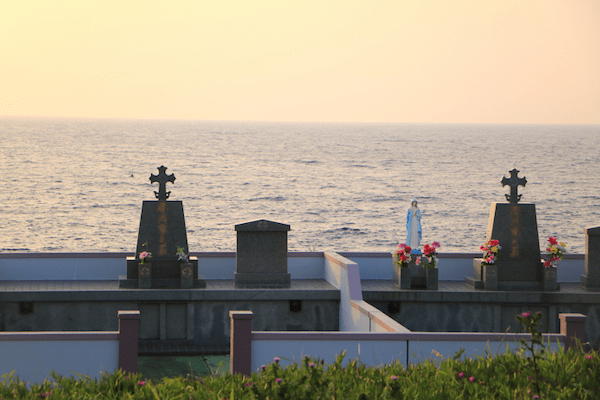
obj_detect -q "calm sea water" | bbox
[1,117,599,254]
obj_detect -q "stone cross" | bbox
[501,168,527,204]
[150,166,176,201]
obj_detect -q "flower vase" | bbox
[139,263,152,289]
[543,264,559,291]
[425,267,438,290]
[180,263,194,289]
[398,267,412,289]
[482,264,498,291]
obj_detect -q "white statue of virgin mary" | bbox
[406,198,422,252]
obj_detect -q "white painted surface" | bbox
[0,340,119,384]
[0,257,126,280]
[251,339,408,371]
[0,252,585,282]
[408,338,564,364]
[251,334,565,372]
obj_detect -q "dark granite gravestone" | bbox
[119,166,205,289]
[234,219,291,288]
[467,169,557,291]
[582,227,600,291]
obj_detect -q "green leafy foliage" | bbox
[0,346,599,399]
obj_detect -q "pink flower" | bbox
[139,251,149,259]
[398,243,407,250]
[274,357,280,363]
[469,376,475,382]
[276,378,282,383]
[522,312,531,318]
[416,256,421,265]
[390,375,398,381]
[261,365,267,370]
[549,236,558,245]
[587,355,592,360]
[458,372,464,378]
[138,381,145,386]
[432,241,440,248]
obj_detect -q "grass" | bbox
[1,346,598,399]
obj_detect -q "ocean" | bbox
[1,117,598,254]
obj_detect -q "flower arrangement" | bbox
[479,239,501,267]
[394,243,412,268]
[544,236,566,268]
[176,246,189,263]
[139,251,151,264]
[417,241,440,268]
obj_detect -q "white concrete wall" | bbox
[324,252,364,332]
[250,332,566,372]
[0,336,119,385]
[407,336,564,364]
[251,337,407,372]
[0,252,585,282]
[0,256,127,280]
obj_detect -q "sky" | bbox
[1,1,599,124]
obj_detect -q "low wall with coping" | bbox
[0,310,139,384]
[324,252,408,333]
[230,311,586,375]
[0,252,585,282]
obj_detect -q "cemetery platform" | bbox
[1,252,598,351]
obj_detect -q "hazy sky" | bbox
[1,1,599,123]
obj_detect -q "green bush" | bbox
[1,346,599,399]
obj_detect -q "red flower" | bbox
[544,260,552,267]
[399,254,408,262]
[405,246,411,253]
[489,239,499,246]
[548,236,558,245]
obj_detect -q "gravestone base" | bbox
[234,272,291,288]
[581,275,600,291]
[119,257,206,289]
[467,259,558,291]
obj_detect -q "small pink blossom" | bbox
[432,241,440,248]
[587,355,592,360]
[458,372,464,378]
[522,312,531,318]
[390,375,398,381]
[308,362,315,367]
[276,378,282,383]
[274,357,280,363]
[469,376,475,382]
[138,381,145,386]
[261,365,267,370]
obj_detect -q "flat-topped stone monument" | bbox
[120,166,205,289]
[234,219,291,288]
[582,226,600,291]
[467,169,557,291]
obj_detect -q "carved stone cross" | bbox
[501,168,527,204]
[150,166,176,201]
